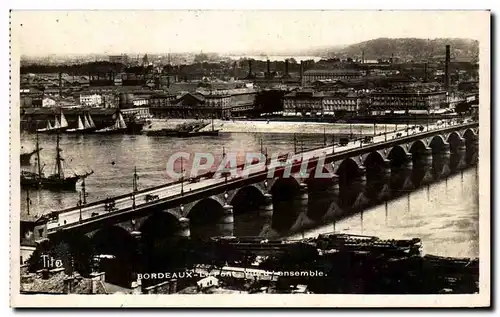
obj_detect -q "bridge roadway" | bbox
[47,119,478,233]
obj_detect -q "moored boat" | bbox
[176,117,220,137]
[93,111,128,134]
[66,112,97,134]
[20,132,93,191]
[37,110,69,134]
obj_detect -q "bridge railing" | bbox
[49,121,478,220]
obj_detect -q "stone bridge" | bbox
[35,123,478,288]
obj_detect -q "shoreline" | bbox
[147,119,404,135]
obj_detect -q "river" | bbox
[19,131,478,259]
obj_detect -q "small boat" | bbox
[145,128,179,136]
[66,112,97,134]
[94,111,128,134]
[176,129,220,137]
[21,132,93,191]
[37,110,69,133]
[176,117,220,137]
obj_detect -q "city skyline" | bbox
[11,10,485,57]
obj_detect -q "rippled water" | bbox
[20,131,479,259]
[289,166,479,258]
[20,132,341,215]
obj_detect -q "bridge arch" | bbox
[363,151,387,178]
[429,135,448,155]
[447,131,463,154]
[139,211,184,273]
[230,184,267,214]
[90,225,138,288]
[463,128,477,149]
[139,211,181,239]
[387,145,409,169]
[270,176,301,200]
[186,197,226,238]
[409,139,429,164]
[463,128,478,164]
[336,158,362,185]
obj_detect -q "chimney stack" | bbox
[266,59,271,78]
[424,63,428,82]
[361,51,364,64]
[285,59,289,77]
[445,45,451,90]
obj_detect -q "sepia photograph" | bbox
[9,9,490,307]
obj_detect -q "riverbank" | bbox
[146,118,403,135]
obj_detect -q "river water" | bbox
[20,131,479,259]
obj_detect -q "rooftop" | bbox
[304,69,363,75]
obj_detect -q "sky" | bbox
[11,10,487,56]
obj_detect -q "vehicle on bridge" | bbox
[189,176,201,183]
[362,136,373,144]
[144,194,160,202]
[339,138,349,146]
[104,199,118,212]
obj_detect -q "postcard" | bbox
[9,10,490,307]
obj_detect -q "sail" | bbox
[83,114,91,129]
[47,121,53,129]
[77,116,84,130]
[118,113,127,129]
[87,113,96,128]
[54,116,61,128]
[60,111,68,128]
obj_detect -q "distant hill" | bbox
[329,38,479,62]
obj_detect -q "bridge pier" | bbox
[456,139,468,169]
[297,183,308,208]
[381,159,392,179]
[403,153,413,170]
[472,138,479,164]
[328,174,340,196]
[419,147,433,167]
[177,217,190,238]
[355,166,367,186]
[130,230,143,288]
[217,204,234,236]
[260,193,274,218]
[439,143,451,161]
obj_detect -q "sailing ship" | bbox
[37,110,69,133]
[93,111,128,134]
[20,132,93,190]
[66,112,97,133]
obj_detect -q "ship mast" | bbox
[55,132,64,179]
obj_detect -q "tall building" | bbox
[369,90,447,115]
